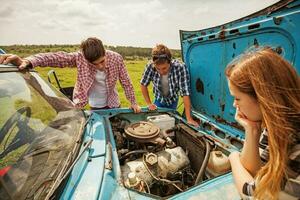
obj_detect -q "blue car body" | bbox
[60,1,300,199]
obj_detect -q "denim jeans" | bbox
[154,99,178,110]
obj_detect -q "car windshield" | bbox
[0,70,85,199]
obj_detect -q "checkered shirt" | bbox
[140,60,191,105]
[27,50,137,108]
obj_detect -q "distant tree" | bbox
[0,44,181,60]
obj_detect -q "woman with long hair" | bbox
[226,47,300,199]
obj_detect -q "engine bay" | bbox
[109,112,235,198]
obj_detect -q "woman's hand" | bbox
[235,107,262,136]
[236,106,263,176]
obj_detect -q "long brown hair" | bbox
[226,47,300,199]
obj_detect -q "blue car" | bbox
[0,0,299,199]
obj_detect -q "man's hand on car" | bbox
[0,54,30,69]
[131,104,142,113]
[147,103,157,111]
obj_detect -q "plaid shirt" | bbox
[140,60,190,105]
[27,50,137,108]
[242,130,300,199]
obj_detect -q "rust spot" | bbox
[254,38,259,47]
[196,78,204,94]
[219,26,226,40]
[184,34,197,40]
[219,31,225,40]
[273,16,283,25]
[221,104,225,112]
[275,46,283,54]
[229,122,243,130]
[234,0,291,22]
[211,115,244,131]
[214,115,226,124]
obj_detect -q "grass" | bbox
[35,59,184,113]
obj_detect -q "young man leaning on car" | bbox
[0,37,141,113]
[140,44,199,127]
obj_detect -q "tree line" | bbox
[0,44,181,60]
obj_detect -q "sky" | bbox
[0,0,279,49]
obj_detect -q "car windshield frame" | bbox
[0,68,86,200]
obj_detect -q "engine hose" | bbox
[120,150,148,160]
[195,139,211,184]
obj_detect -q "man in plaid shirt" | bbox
[0,37,141,112]
[140,44,198,126]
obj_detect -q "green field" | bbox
[0,45,184,113]
[35,60,184,114]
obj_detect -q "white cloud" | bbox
[0,0,279,48]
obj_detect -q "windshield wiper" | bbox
[45,138,93,200]
[44,112,95,199]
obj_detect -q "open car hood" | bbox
[180,0,300,136]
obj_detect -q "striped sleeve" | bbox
[178,63,190,96]
[26,51,78,68]
[241,181,256,200]
[140,62,154,86]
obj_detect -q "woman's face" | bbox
[228,81,263,122]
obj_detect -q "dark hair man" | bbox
[0,37,141,112]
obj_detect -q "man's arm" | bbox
[0,54,30,69]
[140,63,157,110]
[140,84,157,110]
[178,63,199,126]
[182,95,199,126]
[140,84,151,105]
[0,52,78,69]
[26,52,78,68]
[117,55,141,113]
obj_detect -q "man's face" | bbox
[154,62,170,75]
[92,56,106,71]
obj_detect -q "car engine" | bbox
[110,113,232,197]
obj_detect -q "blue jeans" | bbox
[154,99,178,110]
